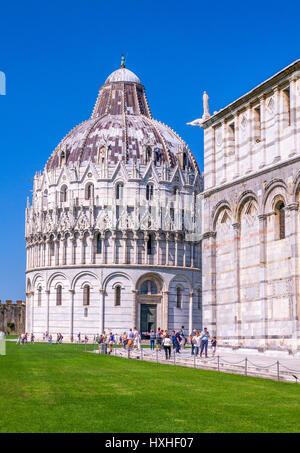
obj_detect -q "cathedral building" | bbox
[25,59,202,339]
[190,59,300,354]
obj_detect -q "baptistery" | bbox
[25,59,202,339]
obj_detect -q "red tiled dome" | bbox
[45,65,199,173]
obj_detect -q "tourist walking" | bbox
[211,336,217,356]
[108,332,114,354]
[122,331,128,349]
[200,327,210,358]
[149,330,155,351]
[189,328,197,355]
[174,330,182,354]
[162,334,172,359]
[155,328,162,352]
[194,331,201,356]
[49,334,52,344]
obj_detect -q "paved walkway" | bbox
[94,346,300,383]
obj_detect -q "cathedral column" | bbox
[99,289,105,333]
[201,232,217,335]
[69,289,74,341]
[286,203,299,352]
[31,291,35,333]
[190,243,194,268]
[162,290,169,330]
[246,103,253,173]
[221,121,227,183]
[258,215,268,350]
[132,290,138,329]
[189,291,194,333]
[232,223,241,347]
[183,239,186,267]
[46,289,50,334]
[273,86,281,162]
[259,95,266,168]
[234,112,240,178]
[290,76,299,157]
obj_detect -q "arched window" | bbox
[85,183,94,200]
[146,146,152,163]
[146,184,154,201]
[176,287,182,309]
[83,285,90,306]
[43,190,48,209]
[173,186,179,196]
[275,201,285,240]
[56,285,62,306]
[182,153,187,170]
[84,307,88,318]
[140,280,158,295]
[60,185,67,202]
[114,285,121,306]
[60,151,66,167]
[96,233,102,254]
[38,286,42,307]
[98,145,106,165]
[147,235,152,255]
[116,183,124,200]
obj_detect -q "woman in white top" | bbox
[162,335,172,360]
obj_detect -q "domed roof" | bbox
[105,67,141,84]
[45,61,199,174]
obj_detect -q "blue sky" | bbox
[0,0,299,300]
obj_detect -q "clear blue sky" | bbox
[0,0,299,301]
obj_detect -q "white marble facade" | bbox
[193,59,300,354]
[25,63,202,339]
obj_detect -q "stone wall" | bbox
[0,301,26,334]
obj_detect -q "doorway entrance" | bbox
[140,304,157,334]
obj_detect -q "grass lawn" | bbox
[1,342,300,433]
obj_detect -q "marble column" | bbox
[286,203,299,352]
[259,95,266,168]
[69,289,74,341]
[144,233,148,265]
[166,233,170,266]
[232,223,241,347]
[132,290,138,329]
[123,232,127,264]
[162,290,169,330]
[189,291,194,333]
[290,77,298,157]
[80,234,85,264]
[175,234,179,267]
[201,232,217,335]
[258,215,268,350]
[46,289,50,334]
[273,86,281,162]
[99,289,105,333]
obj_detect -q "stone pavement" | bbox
[94,346,300,384]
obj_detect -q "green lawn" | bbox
[1,342,300,433]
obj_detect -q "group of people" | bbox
[16,326,217,359]
[148,326,216,360]
[17,333,34,344]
